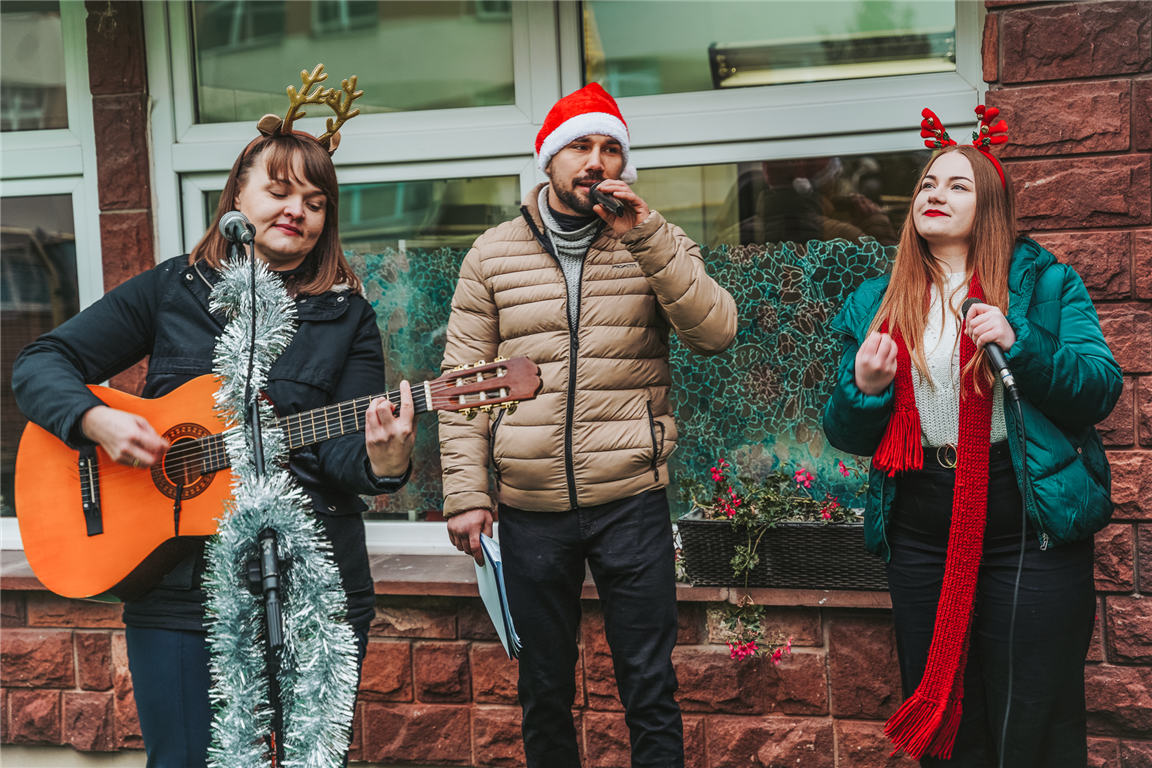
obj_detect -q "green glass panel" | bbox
[1,0,67,131]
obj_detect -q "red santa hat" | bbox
[536,83,637,184]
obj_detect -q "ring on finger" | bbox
[131,458,141,469]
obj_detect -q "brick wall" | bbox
[983,1,1152,764]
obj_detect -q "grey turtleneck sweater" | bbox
[538,185,604,331]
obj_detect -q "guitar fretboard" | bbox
[197,386,431,475]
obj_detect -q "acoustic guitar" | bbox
[15,357,540,600]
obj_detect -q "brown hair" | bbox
[189,132,361,296]
[868,144,1017,393]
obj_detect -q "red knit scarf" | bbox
[876,276,994,760]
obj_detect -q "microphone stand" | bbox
[230,235,286,767]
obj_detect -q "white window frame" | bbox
[142,0,984,554]
[1,2,105,551]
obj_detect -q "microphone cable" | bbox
[999,391,1028,768]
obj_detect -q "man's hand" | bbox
[447,507,494,566]
[964,302,1016,352]
[81,406,169,467]
[854,331,898,396]
[365,381,417,478]
[592,178,651,237]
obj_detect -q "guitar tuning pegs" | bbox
[479,404,494,413]
[472,360,487,367]
[494,356,506,363]
[464,408,478,421]
[505,401,518,415]
[451,364,467,372]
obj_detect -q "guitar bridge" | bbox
[77,446,104,536]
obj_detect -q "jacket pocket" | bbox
[489,409,505,491]
[646,401,659,482]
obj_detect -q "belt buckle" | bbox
[936,443,958,469]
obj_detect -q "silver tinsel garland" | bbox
[203,257,359,768]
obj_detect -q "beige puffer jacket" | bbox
[438,184,737,516]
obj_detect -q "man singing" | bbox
[438,83,736,767]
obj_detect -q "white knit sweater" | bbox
[912,271,1008,447]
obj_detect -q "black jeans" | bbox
[499,489,684,768]
[886,451,1095,768]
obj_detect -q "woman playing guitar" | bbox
[11,67,415,767]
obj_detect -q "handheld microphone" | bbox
[962,297,1020,402]
[589,181,624,217]
[219,210,255,244]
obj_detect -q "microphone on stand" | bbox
[961,297,1020,402]
[219,210,255,244]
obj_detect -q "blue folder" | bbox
[474,533,521,659]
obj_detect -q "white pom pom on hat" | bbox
[536,83,637,184]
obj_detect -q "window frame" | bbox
[140,0,984,555]
[1,3,104,551]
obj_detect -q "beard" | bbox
[550,173,603,216]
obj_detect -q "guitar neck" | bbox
[199,383,432,473]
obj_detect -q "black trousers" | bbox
[886,452,1095,768]
[499,489,684,768]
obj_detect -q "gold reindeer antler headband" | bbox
[255,64,363,155]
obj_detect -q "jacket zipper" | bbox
[521,206,583,509]
[646,401,660,482]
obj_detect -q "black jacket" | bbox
[12,256,406,631]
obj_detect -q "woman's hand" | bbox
[365,381,416,478]
[964,302,1016,352]
[854,331,898,396]
[591,179,651,237]
[81,406,169,467]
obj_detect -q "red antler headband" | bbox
[920,105,1009,188]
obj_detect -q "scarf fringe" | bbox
[873,408,923,476]
[884,693,963,760]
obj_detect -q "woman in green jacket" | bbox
[823,108,1121,767]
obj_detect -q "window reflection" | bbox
[1,1,68,132]
[191,1,516,124]
[1,195,79,517]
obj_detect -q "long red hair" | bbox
[189,132,360,296]
[869,145,1017,393]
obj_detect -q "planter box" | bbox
[677,510,888,591]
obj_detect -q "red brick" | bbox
[1136,231,1152,300]
[763,651,828,715]
[1085,665,1152,735]
[671,647,763,714]
[109,360,148,397]
[583,711,630,768]
[1029,231,1129,301]
[1089,737,1121,768]
[459,600,500,642]
[706,715,834,768]
[1110,452,1152,521]
[1,592,25,627]
[359,640,412,702]
[84,1,146,95]
[92,94,152,210]
[1101,305,1152,375]
[63,691,114,751]
[1096,524,1136,591]
[8,689,61,744]
[706,605,822,647]
[1,628,75,687]
[683,714,705,768]
[99,212,155,294]
[1011,156,1151,231]
[676,602,704,645]
[835,719,920,768]
[370,596,458,639]
[985,0,1035,7]
[360,703,471,764]
[76,632,113,691]
[110,633,142,749]
[1137,80,1152,151]
[1000,1,1152,83]
[1,688,7,742]
[1122,740,1152,767]
[471,643,519,705]
[1106,595,1152,663]
[1141,378,1152,447]
[828,615,903,719]
[1089,597,1107,663]
[1140,526,1152,593]
[414,642,471,704]
[982,12,999,83]
[1099,378,1136,446]
[349,700,362,762]
[473,706,525,768]
[990,81,1130,156]
[25,593,124,629]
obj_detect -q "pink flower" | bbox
[838,460,850,477]
[822,508,832,520]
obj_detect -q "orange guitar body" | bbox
[15,376,233,600]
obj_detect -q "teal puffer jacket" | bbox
[822,238,1122,561]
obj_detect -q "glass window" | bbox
[1,194,80,517]
[1,1,68,132]
[191,1,516,124]
[584,0,956,97]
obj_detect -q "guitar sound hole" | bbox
[151,423,216,501]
